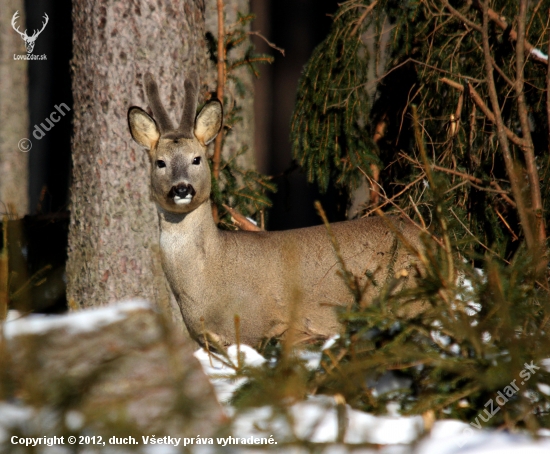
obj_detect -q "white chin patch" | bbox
[174,195,193,205]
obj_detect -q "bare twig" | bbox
[409,195,427,229]
[248,31,285,56]
[494,207,519,241]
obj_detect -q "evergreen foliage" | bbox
[234,0,550,433]
[291,0,550,261]
[291,3,381,192]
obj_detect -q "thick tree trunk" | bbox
[67,0,207,323]
[0,0,29,216]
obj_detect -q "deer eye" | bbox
[192,157,201,165]
[156,160,166,168]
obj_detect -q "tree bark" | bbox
[0,0,29,217]
[67,0,207,323]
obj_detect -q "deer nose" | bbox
[175,185,190,197]
[169,183,196,202]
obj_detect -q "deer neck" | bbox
[157,200,219,252]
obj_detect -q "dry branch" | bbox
[212,0,226,223]
[515,0,546,248]
[447,0,550,64]
[222,204,262,231]
[480,0,535,252]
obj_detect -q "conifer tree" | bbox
[292,0,549,263]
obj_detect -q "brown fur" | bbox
[128,73,422,347]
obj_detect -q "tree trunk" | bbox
[67,0,208,323]
[0,0,29,217]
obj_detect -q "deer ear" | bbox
[194,100,223,146]
[128,107,160,150]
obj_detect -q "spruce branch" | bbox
[351,0,379,36]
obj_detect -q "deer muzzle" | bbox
[169,183,196,205]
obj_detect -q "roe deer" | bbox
[128,71,422,347]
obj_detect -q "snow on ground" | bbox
[194,344,266,405]
[194,344,550,452]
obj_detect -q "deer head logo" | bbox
[11,11,49,54]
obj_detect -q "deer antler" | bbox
[28,13,49,41]
[11,11,27,39]
[144,73,175,134]
[177,71,199,139]
[144,72,201,138]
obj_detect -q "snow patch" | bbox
[194,344,265,404]
[2,299,152,339]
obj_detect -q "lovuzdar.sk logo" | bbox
[12,10,48,61]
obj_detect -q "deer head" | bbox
[128,72,223,214]
[11,11,49,54]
